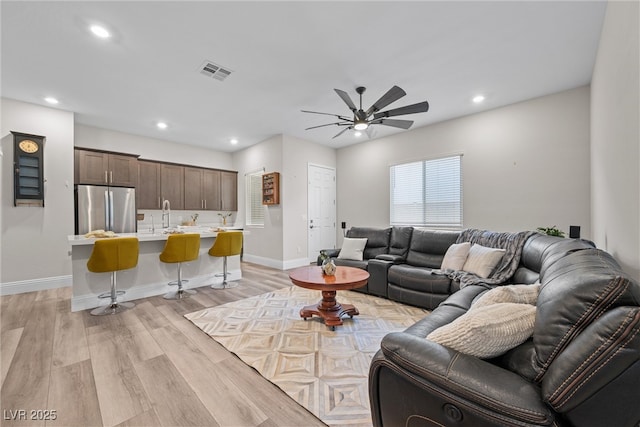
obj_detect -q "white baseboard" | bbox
[283,257,312,270]
[0,275,72,296]
[243,254,311,270]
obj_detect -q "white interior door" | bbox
[308,164,336,263]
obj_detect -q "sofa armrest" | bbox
[542,307,640,426]
[368,259,393,297]
[375,331,554,425]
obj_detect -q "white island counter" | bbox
[68,227,243,312]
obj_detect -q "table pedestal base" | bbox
[300,290,359,330]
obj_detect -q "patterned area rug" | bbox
[185,286,429,426]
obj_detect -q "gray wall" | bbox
[231,134,336,268]
[1,98,75,288]
[336,86,591,239]
[591,0,640,281]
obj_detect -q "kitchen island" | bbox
[68,227,243,312]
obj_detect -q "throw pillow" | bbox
[472,283,541,309]
[426,303,536,358]
[462,244,506,278]
[440,242,471,271]
[338,238,368,261]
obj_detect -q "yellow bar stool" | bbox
[208,231,243,289]
[159,233,201,300]
[87,237,139,316]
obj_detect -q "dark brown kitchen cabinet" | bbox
[220,171,238,211]
[137,160,161,209]
[184,167,220,210]
[75,149,137,187]
[185,168,236,211]
[160,163,184,210]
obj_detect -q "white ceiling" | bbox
[1,1,607,152]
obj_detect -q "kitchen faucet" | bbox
[162,199,171,228]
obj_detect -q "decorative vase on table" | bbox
[322,258,337,276]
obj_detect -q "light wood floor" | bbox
[1,262,327,427]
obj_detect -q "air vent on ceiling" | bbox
[199,60,232,81]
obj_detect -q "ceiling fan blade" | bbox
[334,89,357,112]
[365,85,406,117]
[301,110,351,121]
[332,126,352,139]
[370,118,414,129]
[373,101,430,120]
[305,121,351,130]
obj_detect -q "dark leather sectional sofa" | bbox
[320,226,640,426]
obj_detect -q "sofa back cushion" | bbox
[346,227,391,259]
[406,229,460,268]
[533,249,640,381]
[388,226,414,257]
[512,234,594,284]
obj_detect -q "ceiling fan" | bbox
[302,85,429,139]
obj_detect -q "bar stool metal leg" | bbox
[164,263,197,299]
[211,256,238,289]
[91,271,135,316]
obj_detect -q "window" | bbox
[390,155,462,228]
[246,170,264,226]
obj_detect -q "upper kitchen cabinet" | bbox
[184,167,221,210]
[220,171,238,211]
[160,163,184,210]
[137,160,161,209]
[185,168,237,211]
[75,148,138,187]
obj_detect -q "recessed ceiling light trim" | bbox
[90,25,111,39]
[472,95,486,104]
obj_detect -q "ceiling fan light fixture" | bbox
[354,120,368,131]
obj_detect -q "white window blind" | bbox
[246,170,264,226]
[390,155,462,228]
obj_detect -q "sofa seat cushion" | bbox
[388,264,451,294]
[427,303,537,358]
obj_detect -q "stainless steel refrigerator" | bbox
[75,185,136,234]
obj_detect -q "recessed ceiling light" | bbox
[156,122,168,130]
[354,131,362,137]
[44,97,59,105]
[90,25,111,39]
[472,95,485,104]
[230,138,238,145]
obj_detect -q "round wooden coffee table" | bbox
[289,265,369,330]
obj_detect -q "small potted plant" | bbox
[319,250,336,276]
[536,225,566,237]
[182,213,199,226]
[218,212,232,226]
